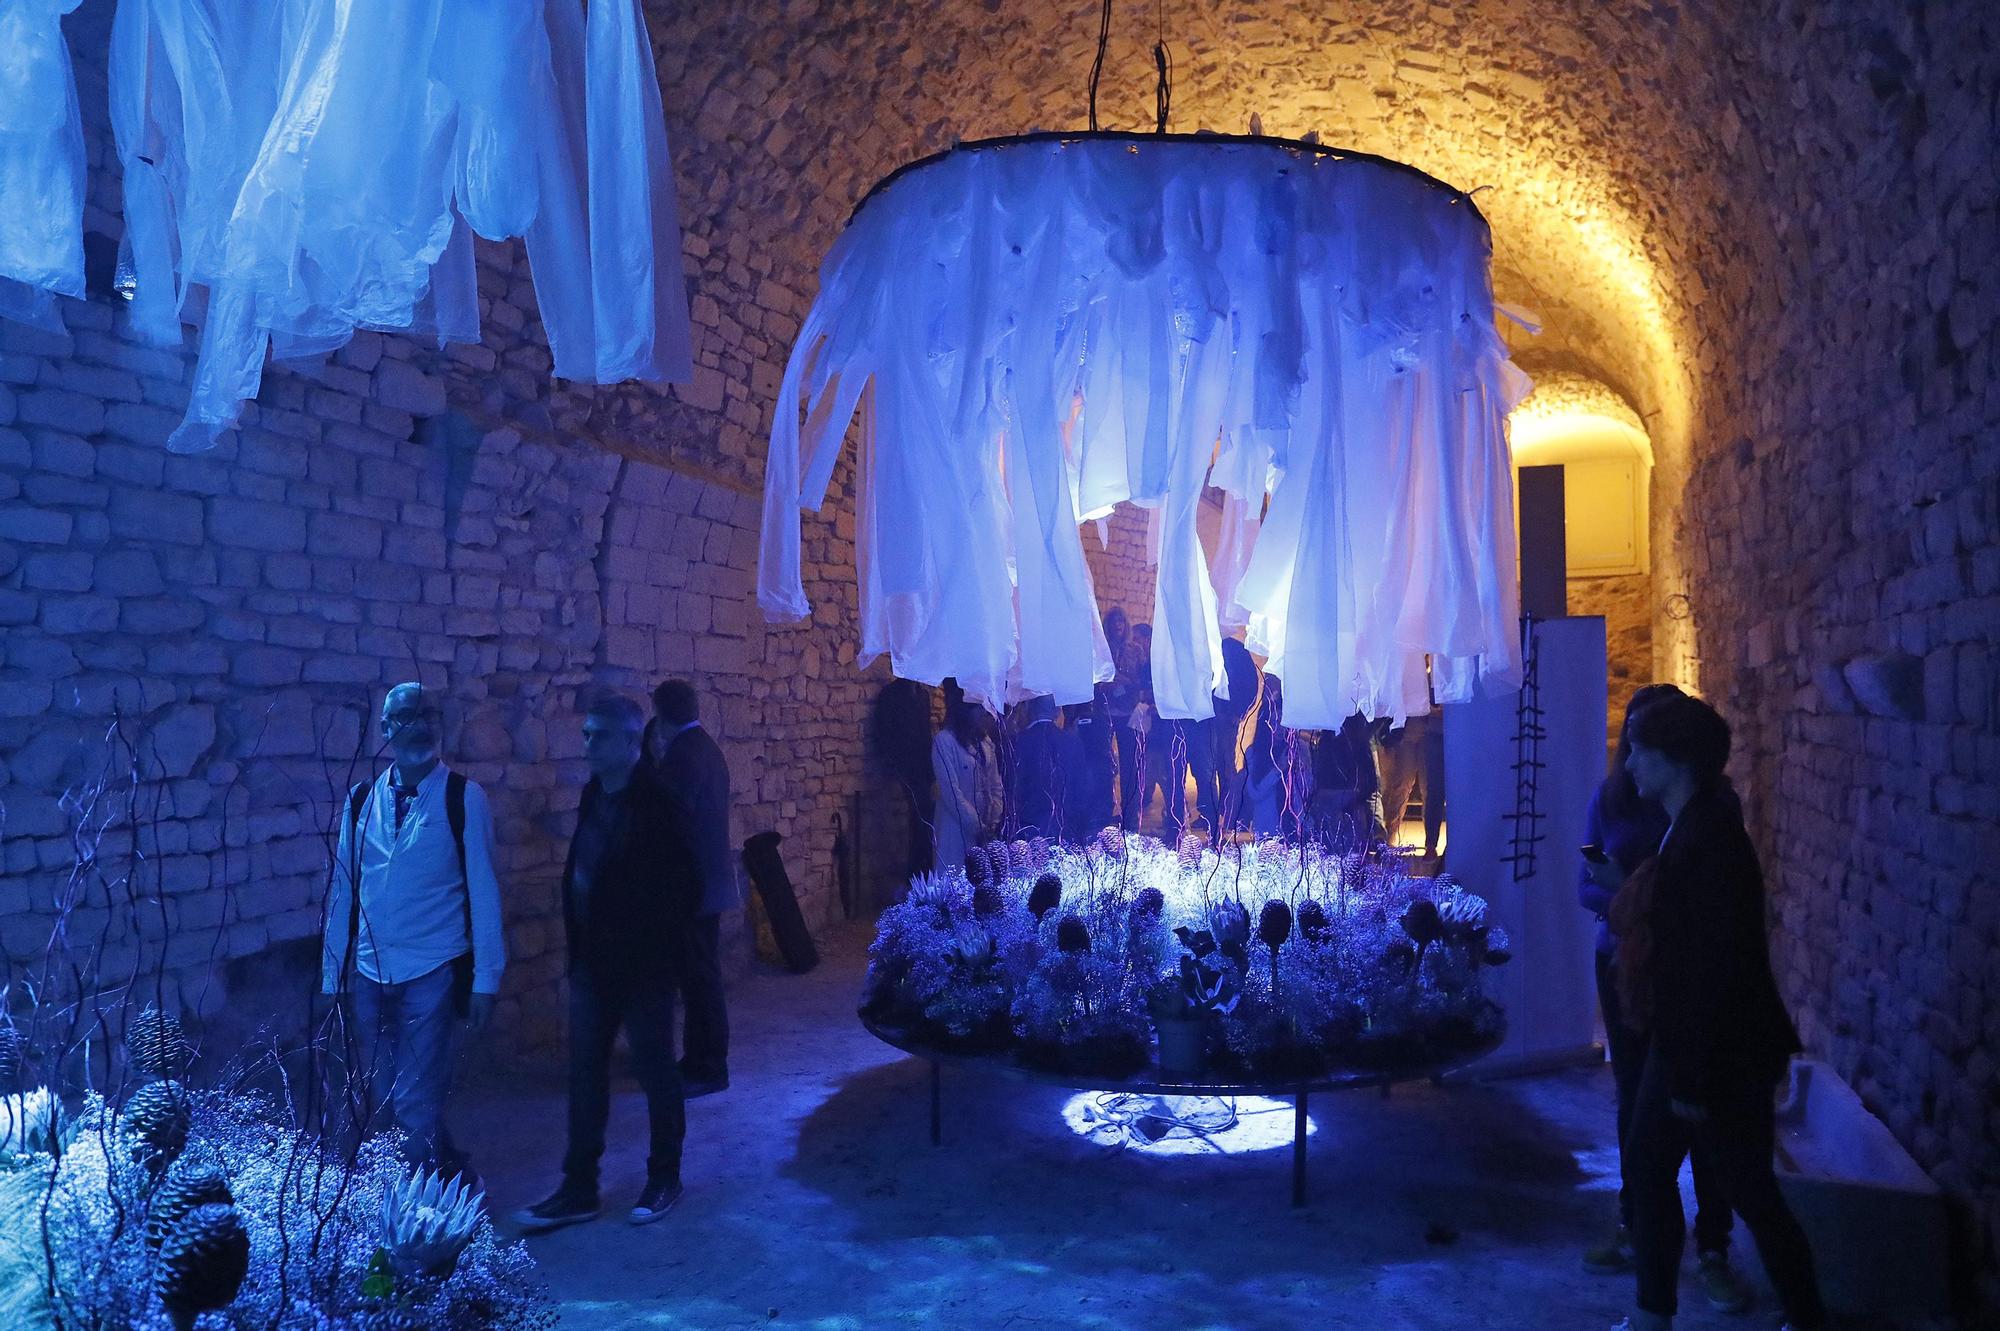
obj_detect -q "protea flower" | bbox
[971,883,1005,919]
[146,1158,233,1250]
[1437,892,1488,939]
[155,1203,250,1329]
[1027,873,1062,920]
[905,873,954,923]
[948,929,998,970]
[0,1087,56,1157]
[1055,915,1091,955]
[127,1005,191,1080]
[381,1165,486,1278]
[1209,900,1250,965]
[120,1080,191,1173]
[1295,900,1331,944]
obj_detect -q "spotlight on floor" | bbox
[1061,1092,1315,1157]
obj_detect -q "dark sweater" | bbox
[1577,782,1672,955]
[1647,788,1801,1104]
[562,767,698,975]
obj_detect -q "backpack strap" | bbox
[344,781,370,976]
[446,770,474,944]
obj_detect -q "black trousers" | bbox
[1112,718,1141,831]
[563,964,685,1190]
[1596,951,1732,1251]
[1626,1047,1824,1326]
[676,913,729,1080]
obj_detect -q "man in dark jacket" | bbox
[651,678,738,1097]
[513,693,694,1232]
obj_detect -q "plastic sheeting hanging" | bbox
[760,134,1533,730]
[0,0,86,333]
[91,0,692,452]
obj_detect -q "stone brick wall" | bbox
[1568,572,1652,741]
[1081,503,1154,626]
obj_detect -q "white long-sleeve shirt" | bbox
[321,765,506,995]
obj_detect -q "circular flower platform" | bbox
[859,831,1511,1201]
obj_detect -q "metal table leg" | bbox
[1291,1090,1308,1207]
[929,1060,942,1146]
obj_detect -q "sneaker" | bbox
[1695,1250,1754,1314]
[630,1178,684,1225]
[1583,1224,1635,1273]
[510,1184,600,1233]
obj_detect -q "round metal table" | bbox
[861,1013,1503,1206]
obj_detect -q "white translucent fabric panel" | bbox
[102,0,689,452]
[762,138,1528,728]
[0,0,85,333]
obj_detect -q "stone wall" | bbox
[0,0,901,1064]
[1568,572,1652,741]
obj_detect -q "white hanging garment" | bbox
[763,137,1530,729]
[584,0,694,383]
[0,0,85,332]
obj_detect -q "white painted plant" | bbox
[0,1088,56,1158]
[380,1166,486,1279]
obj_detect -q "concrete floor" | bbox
[459,923,1884,1331]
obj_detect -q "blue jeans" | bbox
[350,962,465,1173]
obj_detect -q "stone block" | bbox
[16,388,105,435]
[306,511,383,560]
[1923,648,1959,725]
[30,430,94,478]
[0,505,72,545]
[149,704,216,778]
[230,646,305,687]
[376,360,447,416]
[22,551,93,592]
[0,676,53,718]
[210,495,307,552]
[42,597,120,634]
[0,589,34,625]
[109,490,203,544]
[92,548,164,596]
[1844,653,1925,721]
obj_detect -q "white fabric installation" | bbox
[0,0,86,333]
[97,0,691,453]
[760,136,1532,728]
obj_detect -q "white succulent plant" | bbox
[0,1087,56,1158]
[380,1166,486,1279]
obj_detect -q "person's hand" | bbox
[1586,857,1625,892]
[465,993,497,1033]
[1669,1097,1708,1123]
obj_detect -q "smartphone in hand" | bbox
[1579,843,1610,865]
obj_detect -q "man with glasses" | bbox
[514,693,694,1231]
[322,682,505,1183]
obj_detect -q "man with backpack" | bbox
[321,681,506,1182]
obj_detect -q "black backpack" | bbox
[341,772,471,984]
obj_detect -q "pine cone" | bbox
[1055,915,1091,954]
[0,1022,22,1090]
[970,883,1005,919]
[1027,873,1062,920]
[1095,826,1124,858]
[127,1006,191,1080]
[1258,899,1293,952]
[120,1080,190,1173]
[146,1159,233,1250]
[1295,899,1331,943]
[155,1203,251,1320]
[1176,833,1206,868]
[1027,836,1052,867]
[1130,887,1165,921]
[963,847,992,887]
[1007,839,1032,875]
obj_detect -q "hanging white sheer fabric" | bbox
[99,0,690,452]
[761,137,1531,729]
[0,0,85,332]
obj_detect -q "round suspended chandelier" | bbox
[759,3,1532,730]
